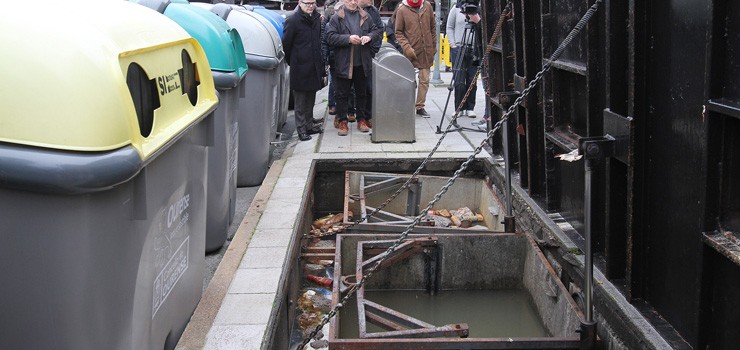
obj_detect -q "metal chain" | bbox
[307,3,512,238]
[299,0,602,347]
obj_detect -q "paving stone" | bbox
[229,268,282,294]
[204,325,265,350]
[214,293,276,325]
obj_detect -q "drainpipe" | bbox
[431,0,443,84]
[581,155,597,349]
[577,135,619,349]
[501,118,515,233]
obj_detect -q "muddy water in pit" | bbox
[338,289,549,339]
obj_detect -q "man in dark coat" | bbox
[325,0,381,136]
[359,0,384,127]
[283,0,325,141]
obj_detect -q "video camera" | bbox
[458,0,479,15]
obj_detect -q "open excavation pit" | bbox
[328,233,584,349]
[282,161,588,350]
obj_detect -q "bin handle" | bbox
[0,144,143,195]
[373,61,416,84]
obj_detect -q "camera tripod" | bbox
[436,20,485,134]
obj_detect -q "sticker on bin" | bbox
[153,236,190,319]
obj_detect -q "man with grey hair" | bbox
[283,0,326,141]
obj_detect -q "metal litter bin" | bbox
[0,2,218,350]
[214,4,285,186]
[372,43,417,143]
[136,0,249,252]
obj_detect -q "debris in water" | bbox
[306,274,333,287]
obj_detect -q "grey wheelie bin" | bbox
[0,2,218,349]
[372,43,417,143]
[246,5,290,132]
[211,4,284,186]
[133,0,249,253]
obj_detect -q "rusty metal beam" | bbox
[329,337,581,349]
[364,299,436,330]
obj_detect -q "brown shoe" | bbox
[337,120,349,136]
[348,113,356,122]
[333,117,340,129]
[357,119,370,133]
[328,106,336,115]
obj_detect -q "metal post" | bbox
[430,0,444,84]
[502,118,515,232]
[580,157,597,349]
[584,159,593,323]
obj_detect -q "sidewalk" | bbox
[177,71,491,349]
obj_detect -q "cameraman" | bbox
[446,2,482,119]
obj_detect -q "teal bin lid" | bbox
[133,1,248,88]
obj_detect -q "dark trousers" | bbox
[293,90,317,134]
[329,68,355,113]
[335,66,367,122]
[450,47,477,111]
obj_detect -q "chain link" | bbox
[299,0,602,347]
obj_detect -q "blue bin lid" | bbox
[132,0,248,88]
[250,6,285,39]
[193,3,284,70]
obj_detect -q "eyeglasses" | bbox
[300,1,316,6]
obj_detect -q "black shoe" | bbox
[298,132,312,141]
[416,108,430,117]
[307,125,323,135]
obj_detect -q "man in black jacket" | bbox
[359,0,383,127]
[283,0,325,141]
[325,0,381,136]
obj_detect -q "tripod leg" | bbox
[436,38,471,133]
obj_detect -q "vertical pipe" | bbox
[504,122,513,217]
[502,117,515,233]
[431,0,444,84]
[584,158,594,323]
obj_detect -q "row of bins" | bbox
[0,0,286,349]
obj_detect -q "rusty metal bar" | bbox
[363,176,405,195]
[302,246,336,260]
[361,240,419,271]
[301,253,336,260]
[364,206,412,223]
[343,222,501,235]
[363,324,470,339]
[329,337,581,349]
[364,299,436,330]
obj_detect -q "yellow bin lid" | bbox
[0,0,218,160]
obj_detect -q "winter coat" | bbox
[362,5,383,56]
[394,0,437,69]
[325,6,382,79]
[321,0,342,68]
[283,9,325,91]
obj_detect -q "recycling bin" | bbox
[246,6,291,132]
[372,43,416,143]
[0,2,218,350]
[198,3,284,186]
[133,0,249,253]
